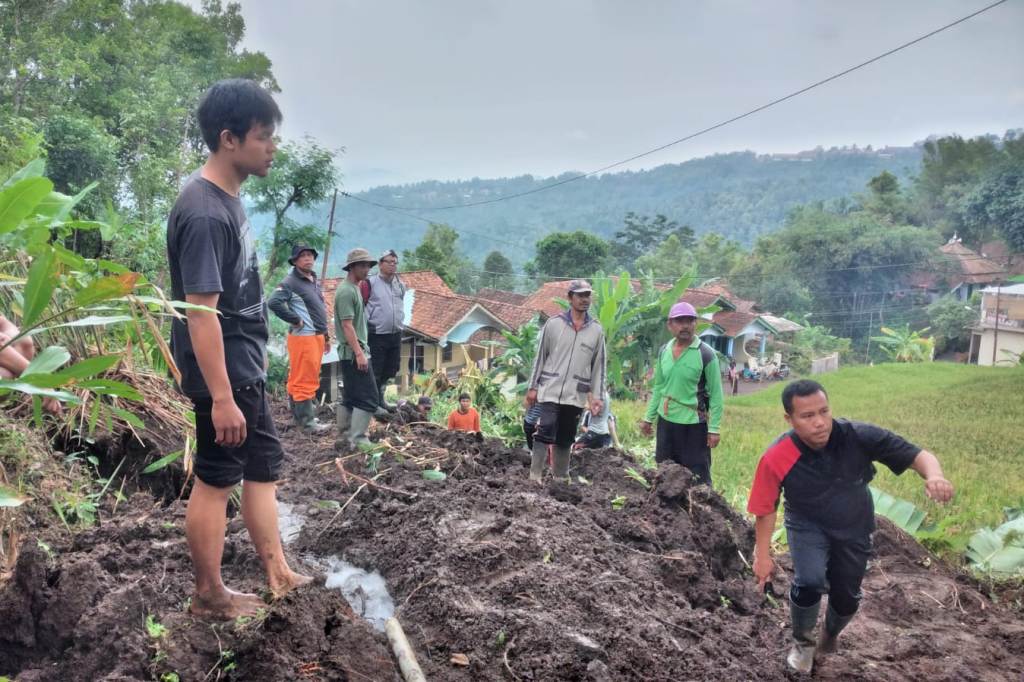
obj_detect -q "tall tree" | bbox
[960,136,1024,251]
[482,250,516,290]
[525,231,610,281]
[403,223,474,291]
[611,212,694,271]
[634,234,694,281]
[693,232,744,281]
[248,138,340,276]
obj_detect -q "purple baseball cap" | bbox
[668,301,698,320]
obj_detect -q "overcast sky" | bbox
[198,0,1023,190]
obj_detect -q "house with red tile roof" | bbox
[910,237,1008,301]
[322,270,535,390]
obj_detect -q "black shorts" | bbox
[340,358,379,412]
[368,332,402,385]
[576,430,612,449]
[191,381,284,489]
[534,402,583,448]
[655,418,712,486]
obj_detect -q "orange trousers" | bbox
[286,334,325,401]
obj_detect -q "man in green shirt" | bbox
[640,301,724,486]
[334,247,378,448]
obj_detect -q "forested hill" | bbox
[277,144,924,268]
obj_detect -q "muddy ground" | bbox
[1,401,1023,681]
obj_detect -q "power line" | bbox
[353,0,1009,212]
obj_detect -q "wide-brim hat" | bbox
[288,244,319,265]
[343,247,377,271]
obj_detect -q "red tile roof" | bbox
[522,280,573,318]
[400,270,455,296]
[476,287,528,306]
[712,310,758,337]
[939,241,1005,284]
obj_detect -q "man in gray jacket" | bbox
[268,244,330,432]
[365,249,406,413]
[526,279,607,482]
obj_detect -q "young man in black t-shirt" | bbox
[167,79,311,620]
[747,379,953,674]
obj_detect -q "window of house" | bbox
[409,341,425,374]
[442,344,453,363]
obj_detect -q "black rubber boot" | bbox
[552,445,572,480]
[818,604,855,654]
[787,598,820,673]
[529,441,548,482]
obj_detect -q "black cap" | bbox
[288,244,319,265]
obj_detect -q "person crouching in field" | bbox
[747,379,954,674]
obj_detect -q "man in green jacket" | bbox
[640,301,724,486]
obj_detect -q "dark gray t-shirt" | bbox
[166,172,268,398]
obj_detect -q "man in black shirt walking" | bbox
[167,79,311,620]
[747,379,953,673]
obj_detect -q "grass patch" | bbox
[615,363,1024,552]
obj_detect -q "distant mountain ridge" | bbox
[252,143,925,270]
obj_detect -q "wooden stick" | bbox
[335,459,416,499]
[385,617,427,682]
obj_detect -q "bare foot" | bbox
[269,569,314,600]
[190,587,265,620]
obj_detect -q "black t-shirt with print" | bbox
[166,172,268,398]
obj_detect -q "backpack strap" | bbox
[696,341,714,418]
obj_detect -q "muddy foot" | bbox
[190,588,265,620]
[270,570,314,600]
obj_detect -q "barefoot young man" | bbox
[747,379,954,673]
[167,79,311,620]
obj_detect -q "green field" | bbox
[615,363,1024,553]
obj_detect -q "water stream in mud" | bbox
[278,502,395,631]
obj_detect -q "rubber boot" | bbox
[787,599,821,674]
[529,441,548,482]
[290,396,304,427]
[552,445,572,480]
[818,604,855,655]
[336,404,352,434]
[298,399,330,434]
[348,407,373,450]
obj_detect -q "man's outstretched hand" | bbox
[924,477,954,503]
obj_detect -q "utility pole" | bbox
[320,188,339,281]
[865,309,873,363]
[991,284,1001,366]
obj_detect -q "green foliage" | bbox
[785,325,852,374]
[635,233,693,281]
[927,294,979,354]
[960,137,1024,251]
[525,231,610,281]
[248,138,339,277]
[966,512,1024,577]
[610,495,627,510]
[870,325,934,363]
[492,320,539,388]
[870,486,927,535]
[0,0,277,222]
[611,212,695,272]
[481,250,516,291]
[145,614,168,639]
[914,134,1001,243]
[623,467,651,490]
[402,223,475,292]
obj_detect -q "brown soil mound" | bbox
[1,404,1022,681]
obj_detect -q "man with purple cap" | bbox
[525,279,607,482]
[640,300,724,486]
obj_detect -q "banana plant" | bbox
[870,324,934,363]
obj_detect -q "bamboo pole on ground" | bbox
[385,616,427,682]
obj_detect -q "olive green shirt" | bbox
[334,279,369,362]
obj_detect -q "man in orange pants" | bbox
[269,244,330,432]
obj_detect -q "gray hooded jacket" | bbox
[528,310,607,409]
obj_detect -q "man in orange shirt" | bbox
[447,392,480,433]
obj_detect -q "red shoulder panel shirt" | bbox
[746,419,920,537]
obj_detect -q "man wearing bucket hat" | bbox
[268,244,330,433]
[334,247,379,448]
[525,279,607,482]
[640,300,724,486]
